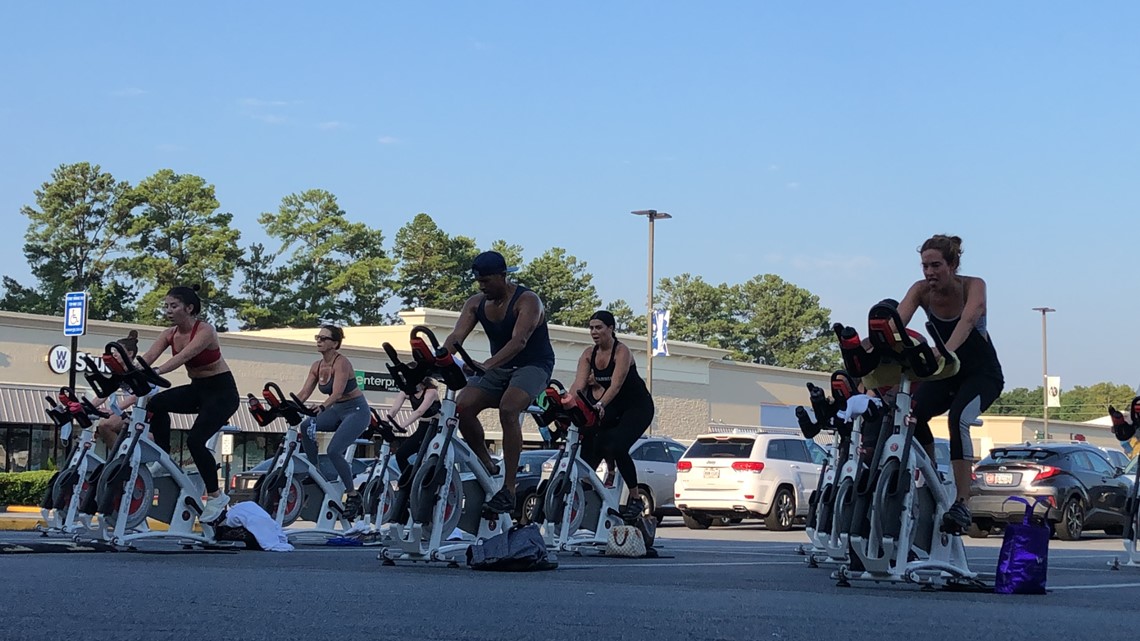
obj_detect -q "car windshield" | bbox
[1127,456,1138,477]
[685,437,755,459]
[980,448,1057,465]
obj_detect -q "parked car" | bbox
[539,435,689,520]
[514,449,560,524]
[228,456,375,505]
[968,443,1132,540]
[1097,446,1130,471]
[674,427,823,531]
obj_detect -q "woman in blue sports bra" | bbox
[293,324,371,520]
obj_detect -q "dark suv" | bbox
[968,443,1131,540]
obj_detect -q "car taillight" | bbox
[1032,466,1062,483]
[229,476,237,490]
[677,461,692,472]
[732,461,765,473]
[970,472,977,481]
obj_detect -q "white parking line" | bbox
[564,560,805,570]
[1051,582,1140,591]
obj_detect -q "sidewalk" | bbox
[0,506,200,533]
[0,506,48,531]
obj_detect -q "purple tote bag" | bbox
[994,496,1050,595]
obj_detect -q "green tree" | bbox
[606,298,641,334]
[123,170,242,327]
[0,162,137,321]
[989,382,1137,422]
[234,242,288,330]
[655,274,740,354]
[392,213,478,311]
[260,189,394,326]
[517,247,600,327]
[489,240,524,270]
[736,274,838,370]
[988,387,1043,417]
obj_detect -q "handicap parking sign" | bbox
[64,291,88,336]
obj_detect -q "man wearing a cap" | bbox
[443,250,556,513]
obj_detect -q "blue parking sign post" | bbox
[63,292,88,391]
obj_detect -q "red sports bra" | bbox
[170,319,223,369]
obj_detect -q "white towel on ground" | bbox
[222,501,294,552]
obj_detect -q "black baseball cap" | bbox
[471,251,518,277]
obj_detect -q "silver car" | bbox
[540,435,688,519]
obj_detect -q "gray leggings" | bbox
[300,396,371,490]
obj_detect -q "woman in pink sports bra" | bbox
[140,284,239,524]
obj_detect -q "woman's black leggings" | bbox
[148,371,240,493]
[912,370,1003,461]
[581,396,655,492]
[395,420,433,473]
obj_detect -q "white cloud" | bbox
[111,88,147,97]
[256,114,288,125]
[768,164,780,171]
[318,121,347,130]
[377,135,399,144]
[786,182,800,190]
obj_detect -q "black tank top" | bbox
[590,340,650,409]
[409,389,441,419]
[475,285,556,371]
[923,299,1002,378]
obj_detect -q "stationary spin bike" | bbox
[246,382,370,541]
[357,408,405,533]
[378,326,511,567]
[831,301,990,590]
[36,389,108,536]
[1107,397,1140,569]
[795,371,859,565]
[526,382,627,555]
[82,343,239,548]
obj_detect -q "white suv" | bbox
[674,426,823,531]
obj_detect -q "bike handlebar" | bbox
[82,341,171,399]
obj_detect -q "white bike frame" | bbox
[381,386,510,566]
[536,414,626,554]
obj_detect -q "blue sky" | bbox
[2,3,1138,392]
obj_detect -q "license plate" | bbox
[986,472,1014,485]
[703,468,720,479]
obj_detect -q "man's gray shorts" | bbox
[470,365,551,403]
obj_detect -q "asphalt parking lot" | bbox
[1,522,1137,641]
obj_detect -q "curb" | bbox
[0,515,198,534]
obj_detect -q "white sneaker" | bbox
[200,493,231,524]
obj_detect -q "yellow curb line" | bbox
[0,516,200,533]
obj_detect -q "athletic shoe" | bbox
[200,493,231,524]
[485,487,514,514]
[343,493,363,521]
[942,500,972,534]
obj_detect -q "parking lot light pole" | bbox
[1032,307,1055,441]
[631,209,672,397]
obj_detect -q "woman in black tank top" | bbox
[569,310,656,520]
[388,377,442,473]
[897,234,1005,535]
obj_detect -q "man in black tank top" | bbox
[443,251,556,514]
